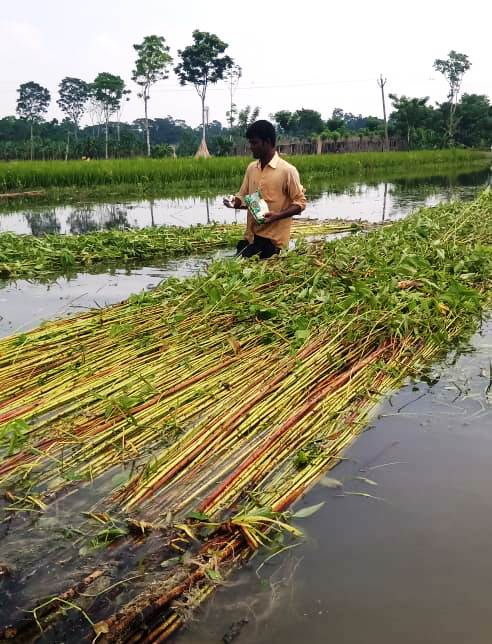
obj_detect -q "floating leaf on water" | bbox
[61,468,84,482]
[318,476,343,489]
[353,476,378,486]
[38,517,60,529]
[342,492,386,502]
[367,461,407,471]
[292,501,325,519]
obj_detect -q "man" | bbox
[224,120,307,259]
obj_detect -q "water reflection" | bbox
[102,205,130,230]
[67,206,99,234]
[381,182,388,222]
[24,210,61,236]
[23,205,131,235]
[149,200,156,227]
[1,168,489,237]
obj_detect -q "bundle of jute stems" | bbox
[0,218,369,279]
[0,192,491,642]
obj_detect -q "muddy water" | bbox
[0,252,230,337]
[175,320,492,644]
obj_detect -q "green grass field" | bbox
[0,150,489,192]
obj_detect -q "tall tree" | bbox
[454,94,492,148]
[433,50,471,146]
[57,77,90,159]
[16,81,51,160]
[293,109,324,137]
[91,73,130,159]
[271,110,295,135]
[389,94,434,149]
[272,109,324,138]
[174,30,233,157]
[223,63,242,137]
[132,35,173,157]
[326,108,346,132]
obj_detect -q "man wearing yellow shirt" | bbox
[224,120,307,258]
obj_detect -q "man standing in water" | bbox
[224,120,307,258]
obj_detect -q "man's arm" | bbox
[264,203,302,222]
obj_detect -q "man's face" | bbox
[248,136,269,159]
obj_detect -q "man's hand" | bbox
[223,196,241,209]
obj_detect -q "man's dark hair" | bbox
[245,120,276,147]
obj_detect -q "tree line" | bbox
[3,37,491,161]
[273,94,492,150]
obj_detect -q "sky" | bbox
[1,0,491,128]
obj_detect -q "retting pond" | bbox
[0,168,489,236]
[0,167,490,337]
[1,166,492,644]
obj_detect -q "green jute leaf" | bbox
[295,329,310,340]
[187,511,211,522]
[205,569,222,581]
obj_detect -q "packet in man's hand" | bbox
[244,190,269,224]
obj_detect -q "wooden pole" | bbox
[377,74,390,152]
